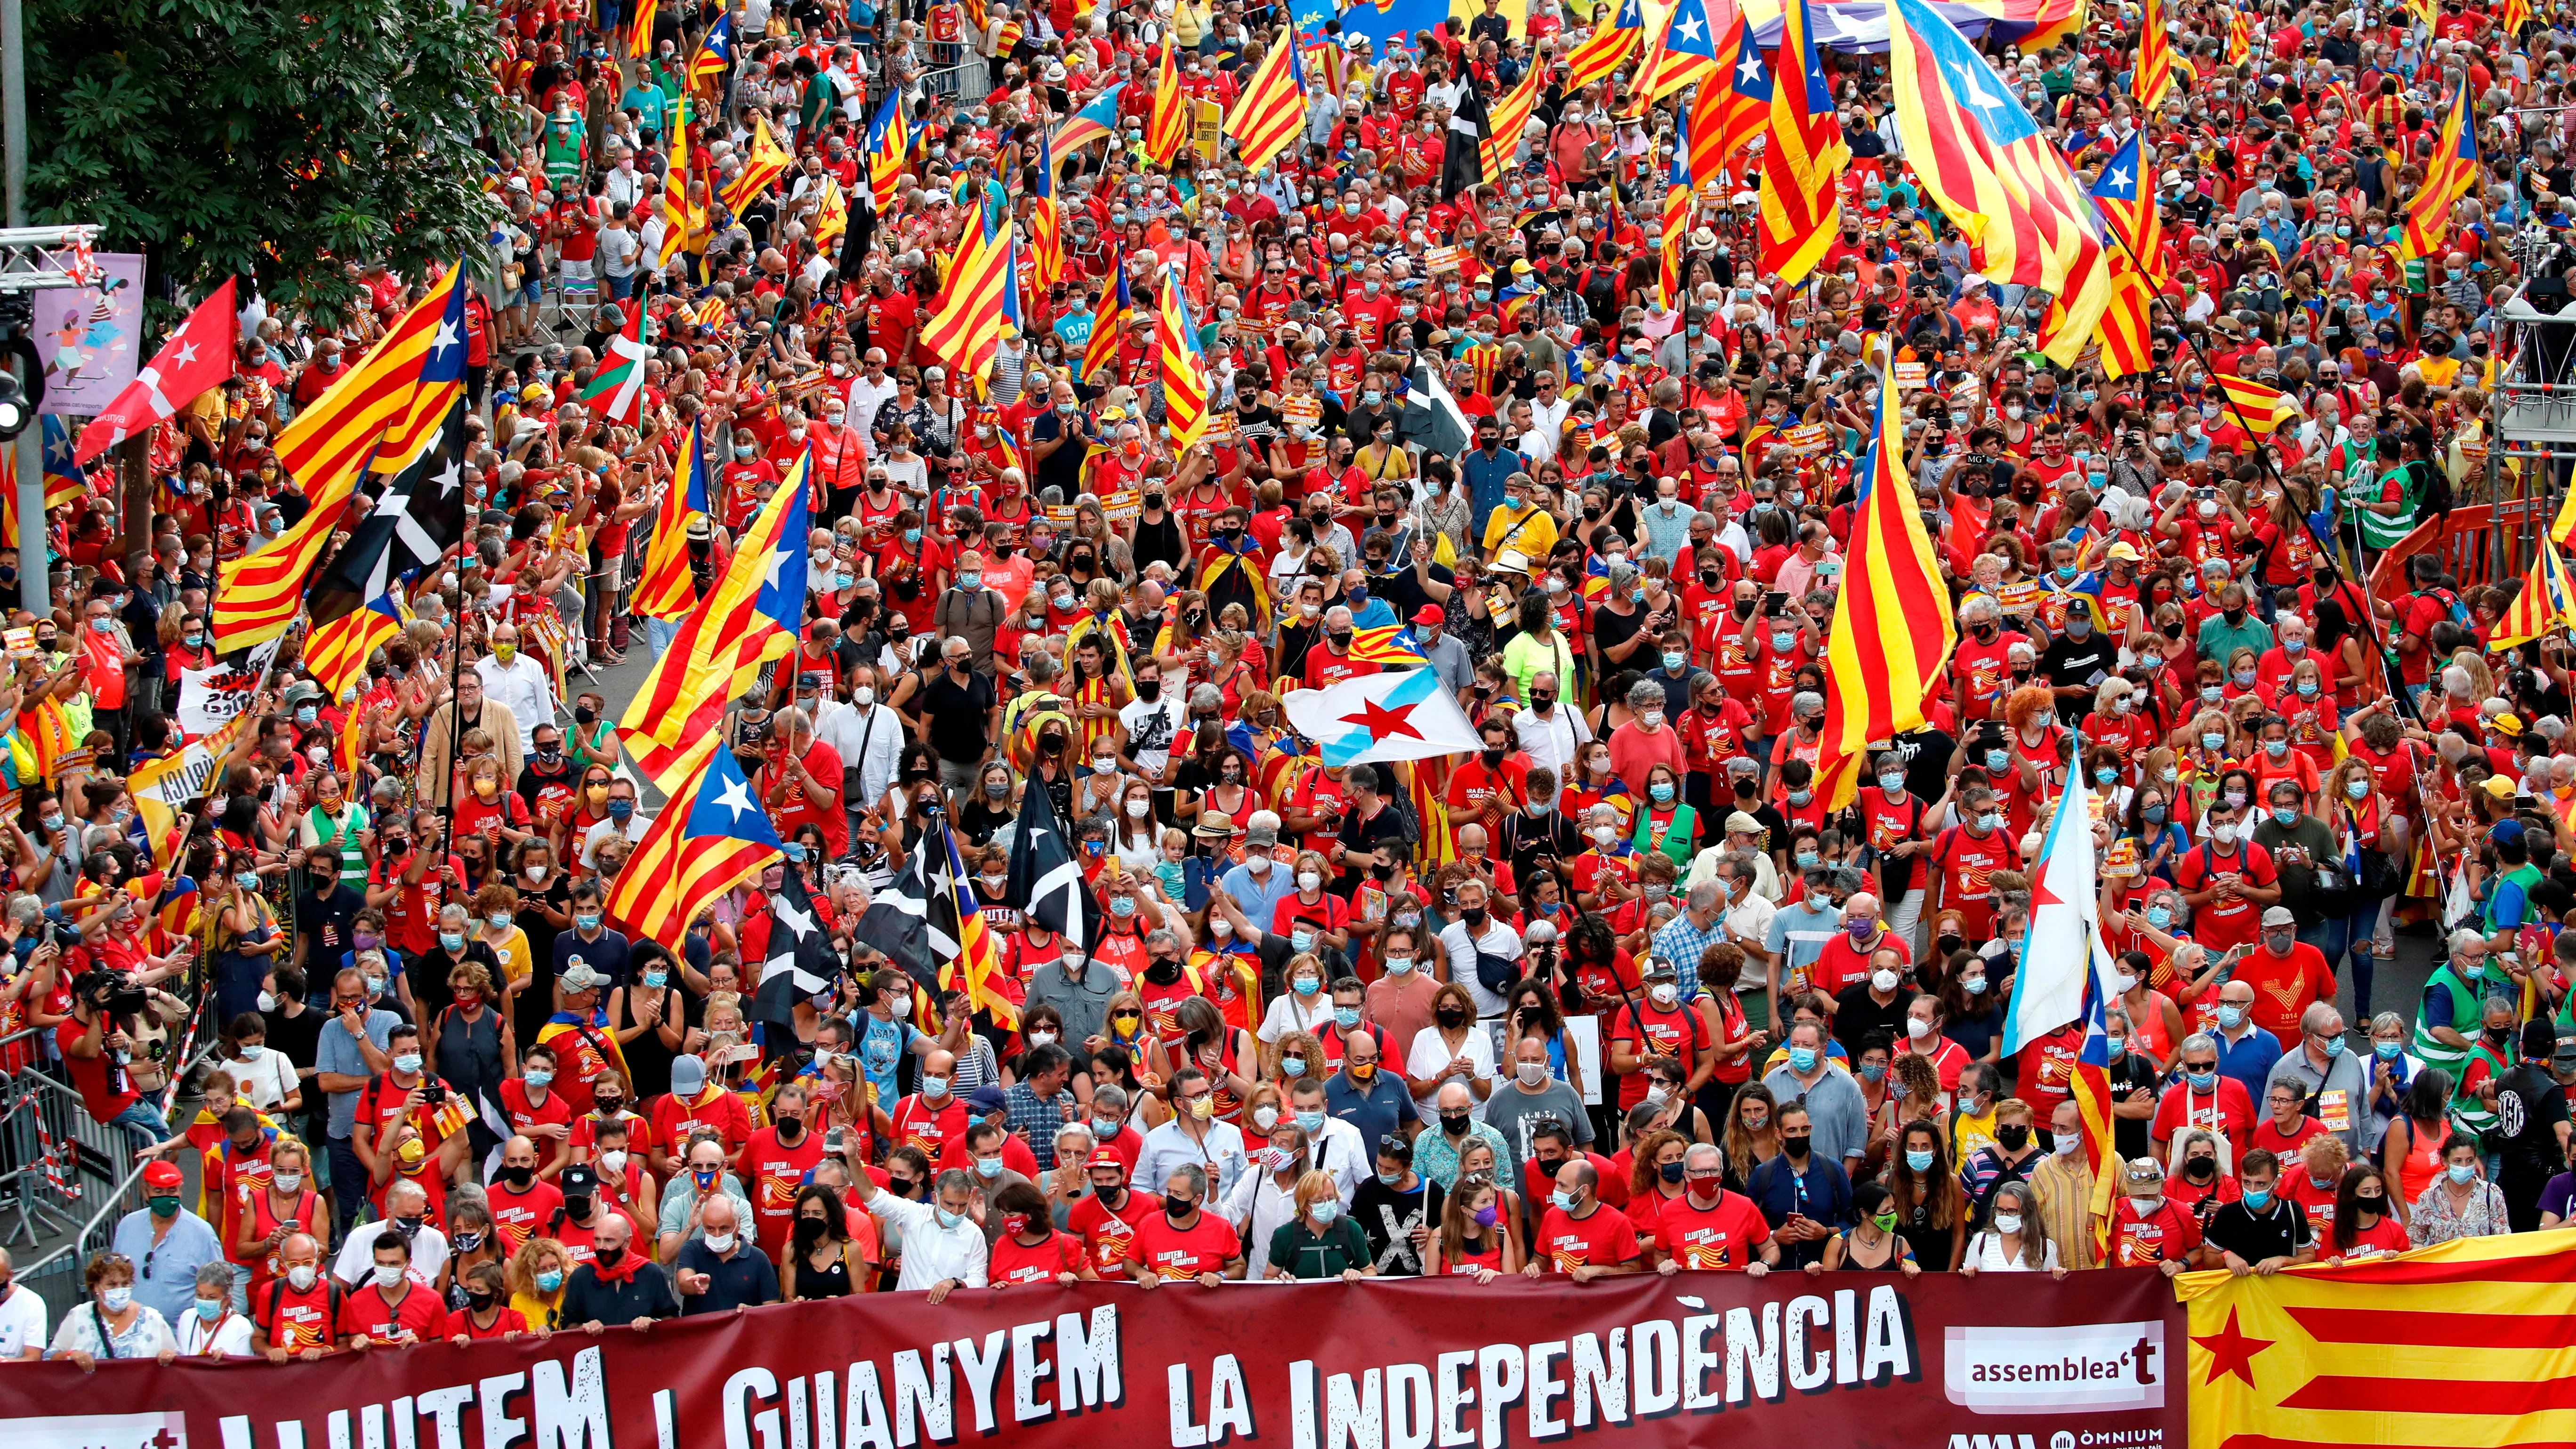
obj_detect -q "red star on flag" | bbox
[1341,696,1424,743]
[2192,1306,2274,1387]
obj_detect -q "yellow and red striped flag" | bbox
[1028,128,1064,289]
[1081,264,1131,385]
[2503,0,2534,36]
[1658,146,1694,306]
[1634,0,1722,107]
[2069,130,2160,378]
[2178,1231,2576,1449]
[1483,65,1544,185]
[628,454,810,756]
[2134,0,2176,112]
[1348,625,1430,666]
[1815,345,1956,810]
[921,212,1011,385]
[721,115,791,218]
[303,592,405,704]
[212,265,465,652]
[631,420,714,621]
[1757,0,1848,283]
[2224,10,2252,66]
[627,0,656,57]
[1562,0,1646,96]
[1692,9,1768,189]
[2214,373,2304,434]
[1155,269,1212,453]
[2490,543,2576,651]
[1886,0,2109,366]
[2401,80,2478,261]
[659,96,701,267]
[1227,30,1308,174]
[1145,41,1188,168]
[605,732,784,945]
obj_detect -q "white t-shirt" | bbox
[1256,990,1334,1045]
[177,1307,256,1357]
[332,1220,450,1293]
[0,1283,45,1360]
[1118,694,1186,779]
[1404,1024,1498,1111]
[225,1046,299,1112]
[1440,918,1526,1022]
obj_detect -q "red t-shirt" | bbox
[1534,1203,1642,1272]
[649,1087,753,1161]
[1128,1209,1242,1280]
[2106,1197,2202,1268]
[2151,1077,2257,1156]
[989,1231,1089,1286]
[1068,1188,1161,1273]
[258,1278,338,1355]
[888,1093,970,1160]
[2320,1212,2411,1262]
[497,1078,575,1145]
[739,1124,829,1248]
[2172,840,2278,952]
[337,1282,449,1345]
[1655,1190,1772,1269]
[486,1178,565,1255]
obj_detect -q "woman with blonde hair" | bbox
[505,1235,575,1332]
[1266,1169,1375,1280]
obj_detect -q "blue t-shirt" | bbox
[856,1010,918,1106]
[1054,310,1096,351]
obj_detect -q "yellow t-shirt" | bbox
[1481,503,1558,561]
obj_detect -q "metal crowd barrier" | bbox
[9,992,219,1324]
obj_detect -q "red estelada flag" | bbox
[74,277,239,466]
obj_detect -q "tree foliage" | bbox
[27,0,508,315]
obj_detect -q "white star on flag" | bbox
[774,896,816,940]
[431,320,461,356]
[1739,52,1764,84]
[169,340,197,368]
[1675,11,1703,42]
[713,776,755,820]
[2108,165,2131,189]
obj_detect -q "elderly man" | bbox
[2208,976,2286,1103]
[1413,1079,1511,1189]
[672,1195,780,1314]
[475,623,555,756]
[2263,1001,2370,1155]
[655,1133,758,1262]
[848,1165,989,1299]
[331,1177,450,1294]
[113,1160,228,1321]
[560,1211,679,1330]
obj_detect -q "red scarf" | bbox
[588,1248,644,1286]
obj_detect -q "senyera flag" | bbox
[1814,344,1954,809]
[1281,667,1480,767]
[74,277,237,465]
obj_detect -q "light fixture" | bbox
[0,373,26,441]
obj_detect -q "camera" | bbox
[419,1079,447,1107]
[74,967,146,1018]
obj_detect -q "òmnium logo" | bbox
[1943,1320,2166,1416]
[1943,1432,2169,1449]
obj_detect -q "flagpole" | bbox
[2091,221,2416,710]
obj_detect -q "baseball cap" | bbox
[561,963,605,993]
[1411,604,1446,627]
[144,1160,184,1190]
[2260,906,2296,928]
[1087,1147,1125,1170]
[669,1054,708,1096]
[967,1085,1009,1114]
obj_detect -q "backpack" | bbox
[262,1277,341,1342]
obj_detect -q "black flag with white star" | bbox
[307,396,471,629]
[753,862,838,1036]
[1006,768,1089,951]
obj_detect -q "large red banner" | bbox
[0,1273,2185,1449]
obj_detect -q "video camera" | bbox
[73,966,147,1019]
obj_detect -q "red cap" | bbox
[1086,1147,1125,1170]
[143,1160,184,1189]
[1412,604,1446,627]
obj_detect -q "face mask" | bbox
[921,1076,950,1097]
[1517,1061,1550,1087]
[2447,1163,2479,1186]
[1787,1046,1819,1074]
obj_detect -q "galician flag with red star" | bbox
[1998,729,2117,1060]
[1281,666,1480,768]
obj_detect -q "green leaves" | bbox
[27,0,507,313]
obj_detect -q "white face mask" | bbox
[1297,870,1321,892]
[1650,983,1678,1007]
[1517,1061,1550,1086]
[374,1264,407,1289]
[704,1232,737,1255]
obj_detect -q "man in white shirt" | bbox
[1440,874,1525,1021]
[843,349,901,442]
[332,1180,450,1292]
[822,662,907,822]
[846,1164,989,1298]
[1512,673,1591,778]
[602,148,646,209]
[1131,1068,1250,1200]
[0,1247,42,1360]
[580,777,653,867]
[475,623,556,756]
[1285,1076,1368,1201]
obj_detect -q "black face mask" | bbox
[1166,1196,1198,1223]
[1780,1134,1812,1159]
[1462,907,1488,927]
[1534,1155,1565,1177]
[1435,1007,1467,1028]
[1440,1111,1472,1135]
[1146,956,1183,984]
[466,1288,497,1310]
[499,1165,535,1190]
[1995,1124,2030,1151]
[1530,692,1557,710]
[592,1244,625,1269]
[1481,747,1505,767]
[1328,630,1354,649]
[794,1216,830,1246]
[2182,1157,2217,1181]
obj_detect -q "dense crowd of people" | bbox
[5,0,2576,1370]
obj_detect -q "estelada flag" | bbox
[2177,1229,2576,1449]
